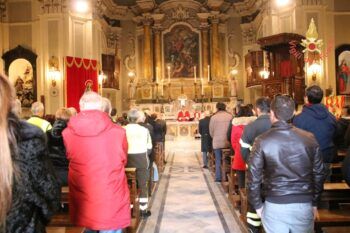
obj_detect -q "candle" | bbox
[167,66,171,83]
[194,66,197,83]
[207,65,210,82]
[201,78,204,95]
[161,81,164,96]
[156,67,159,83]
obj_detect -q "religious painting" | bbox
[336,45,350,95]
[141,86,152,99]
[9,59,34,108]
[325,95,345,118]
[212,84,224,98]
[102,54,119,90]
[164,25,199,78]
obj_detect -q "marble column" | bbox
[201,26,209,82]
[152,14,164,84]
[153,26,162,83]
[211,17,220,80]
[143,19,152,81]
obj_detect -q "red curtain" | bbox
[65,56,98,111]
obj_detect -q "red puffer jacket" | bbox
[63,110,130,230]
[231,116,256,170]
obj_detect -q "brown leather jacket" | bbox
[247,121,325,210]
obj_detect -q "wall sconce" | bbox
[230,69,238,76]
[259,68,270,79]
[48,56,60,87]
[308,62,322,81]
[98,71,107,85]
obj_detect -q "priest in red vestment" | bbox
[177,106,190,121]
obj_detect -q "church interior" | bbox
[1,0,350,232]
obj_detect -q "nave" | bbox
[139,140,243,233]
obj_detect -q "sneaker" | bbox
[140,210,152,219]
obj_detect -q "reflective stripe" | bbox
[240,139,252,150]
[247,212,260,219]
[247,218,261,227]
[140,203,148,210]
[139,197,149,203]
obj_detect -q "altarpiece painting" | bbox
[164,25,199,78]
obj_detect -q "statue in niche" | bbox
[85,80,93,92]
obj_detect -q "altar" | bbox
[165,120,199,141]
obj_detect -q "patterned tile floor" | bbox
[139,139,243,233]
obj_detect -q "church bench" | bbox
[221,149,232,192]
[125,168,140,233]
[315,209,350,233]
[321,182,350,210]
[208,151,216,177]
[49,168,140,232]
[227,165,240,209]
[154,142,164,174]
[46,227,86,233]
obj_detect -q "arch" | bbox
[2,45,38,103]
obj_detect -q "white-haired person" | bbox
[102,97,112,116]
[124,109,153,218]
[68,107,78,116]
[27,101,52,132]
[62,91,130,233]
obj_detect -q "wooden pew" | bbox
[154,142,164,174]
[49,168,140,233]
[125,168,140,233]
[208,151,216,177]
[315,209,350,233]
[221,148,232,192]
[321,182,350,209]
[315,182,350,232]
[227,164,240,208]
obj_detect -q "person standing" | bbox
[199,111,212,168]
[248,95,325,233]
[63,91,130,233]
[240,97,271,232]
[0,74,60,233]
[209,102,232,182]
[177,105,190,121]
[47,107,72,186]
[124,109,153,218]
[230,106,256,188]
[293,85,337,172]
[27,101,52,132]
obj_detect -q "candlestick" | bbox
[167,65,171,83]
[194,66,197,83]
[207,65,210,82]
[161,80,164,96]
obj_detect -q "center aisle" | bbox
[139,140,243,233]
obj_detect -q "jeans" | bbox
[213,149,222,180]
[202,152,208,167]
[262,201,314,233]
[84,229,122,233]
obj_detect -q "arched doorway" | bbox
[8,58,34,108]
[2,45,38,108]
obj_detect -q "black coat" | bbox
[153,119,167,142]
[199,116,212,152]
[47,119,69,185]
[6,120,60,233]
